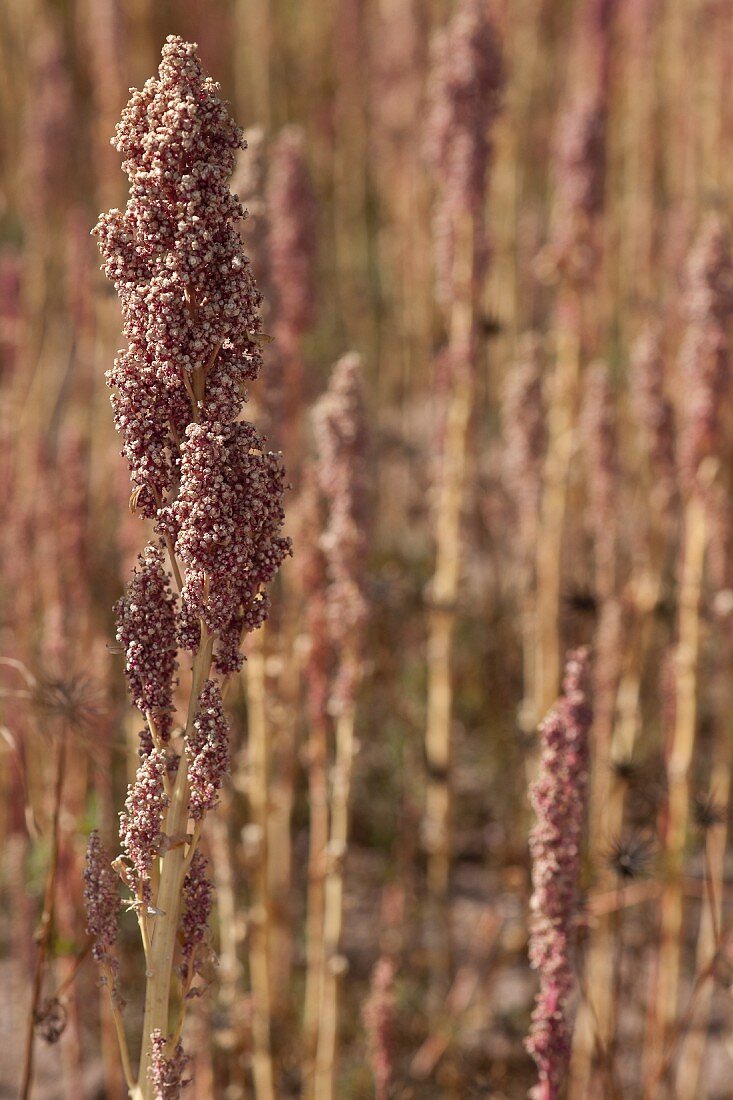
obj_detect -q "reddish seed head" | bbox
[83,831,120,973]
[115,542,178,739]
[502,333,547,564]
[180,850,214,988]
[629,322,677,517]
[678,214,733,493]
[580,361,618,597]
[149,1030,189,1099]
[526,648,592,1097]
[119,749,170,897]
[187,679,230,821]
[425,0,504,304]
[98,34,289,685]
[94,34,265,514]
[312,353,370,715]
[171,420,290,670]
[362,956,396,1100]
[268,125,317,346]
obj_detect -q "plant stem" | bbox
[314,705,357,1100]
[246,634,275,1100]
[652,492,707,1063]
[103,964,137,1095]
[303,707,330,1081]
[20,727,67,1100]
[424,209,474,1000]
[535,288,582,720]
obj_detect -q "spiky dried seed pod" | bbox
[606,833,653,880]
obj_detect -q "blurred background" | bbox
[3,0,733,1097]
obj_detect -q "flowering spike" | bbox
[424,0,504,304]
[149,1030,189,1099]
[268,125,317,348]
[94,34,265,517]
[313,353,370,715]
[119,749,170,897]
[187,679,230,821]
[115,542,178,740]
[502,333,547,564]
[180,850,214,988]
[526,648,592,1098]
[629,322,677,516]
[580,361,619,597]
[83,831,120,981]
[171,421,290,669]
[678,214,733,493]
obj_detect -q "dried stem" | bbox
[535,289,582,722]
[245,633,275,1100]
[303,709,330,1068]
[313,703,357,1100]
[651,491,707,1063]
[424,210,474,998]
[20,727,67,1100]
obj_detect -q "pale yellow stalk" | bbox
[424,211,474,996]
[535,292,582,721]
[649,490,707,1067]
[245,633,275,1100]
[303,708,330,1076]
[313,705,357,1100]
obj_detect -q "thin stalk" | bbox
[20,727,67,1100]
[303,707,330,1073]
[208,809,240,1014]
[535,289,582,721]
[675,781,730,1096]
[651,492,707,1064]
[246,634,275,1100]
[640,926,733,1100]
[103,964,137,1094]
[267,627,299,1006]
[313,704,357,1100]
[424,210,474,998]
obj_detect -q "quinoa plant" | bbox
[526,648,592,1100]
[85,37,289,1098]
